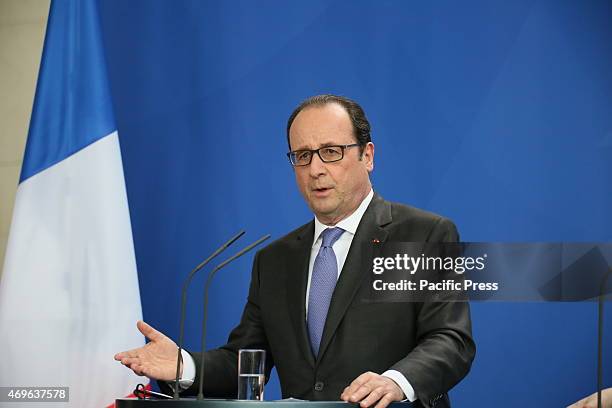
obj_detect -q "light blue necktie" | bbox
[307,227,344,357]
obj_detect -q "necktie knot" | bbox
[321,227,344,248]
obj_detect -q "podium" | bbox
[116,399,414,408]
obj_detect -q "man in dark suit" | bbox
[115,95,475,408]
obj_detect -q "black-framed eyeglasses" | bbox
[287,144,361,166]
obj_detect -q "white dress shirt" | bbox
[179,189,415,402]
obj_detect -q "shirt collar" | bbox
[313,189,374,246]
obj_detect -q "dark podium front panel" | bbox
[116,399,414,408]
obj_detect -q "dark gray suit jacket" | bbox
[169,194,475,408]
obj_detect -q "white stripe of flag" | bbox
[0,1,146,407]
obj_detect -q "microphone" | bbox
[173,230,246,399]
[597,267,611,408]
[197,234,271,400]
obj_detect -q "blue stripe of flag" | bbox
[20,0,116,183]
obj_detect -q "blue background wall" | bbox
[97,1,612,405]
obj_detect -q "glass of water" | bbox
[237,349,266,400]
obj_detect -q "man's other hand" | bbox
[341,371,405,408]
[567,388,612,408]
[114,320,180,381]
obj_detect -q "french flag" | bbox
[0,0,146,406]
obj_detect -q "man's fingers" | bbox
[349,383,376,402]
[359,386,383,407]
[131,362,158,379]
[137,320,163,341]
[134,363,148,377]
[115,322,173,380]
[567,394,593,408]
[131,364,145,376]
[114,351,131,360]
[352,372,375,385]
[115,348,141,360]
[120,356,142,366]
[341,373,403,408]
[345,372,375,399]
[373,394,394,408]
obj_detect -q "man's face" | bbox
[288,103,374,225]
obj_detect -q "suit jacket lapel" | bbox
[286,221,316,368]
[316,194,392,363]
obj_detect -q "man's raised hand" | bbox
[114,320,180,381]
[567,388,612,408]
